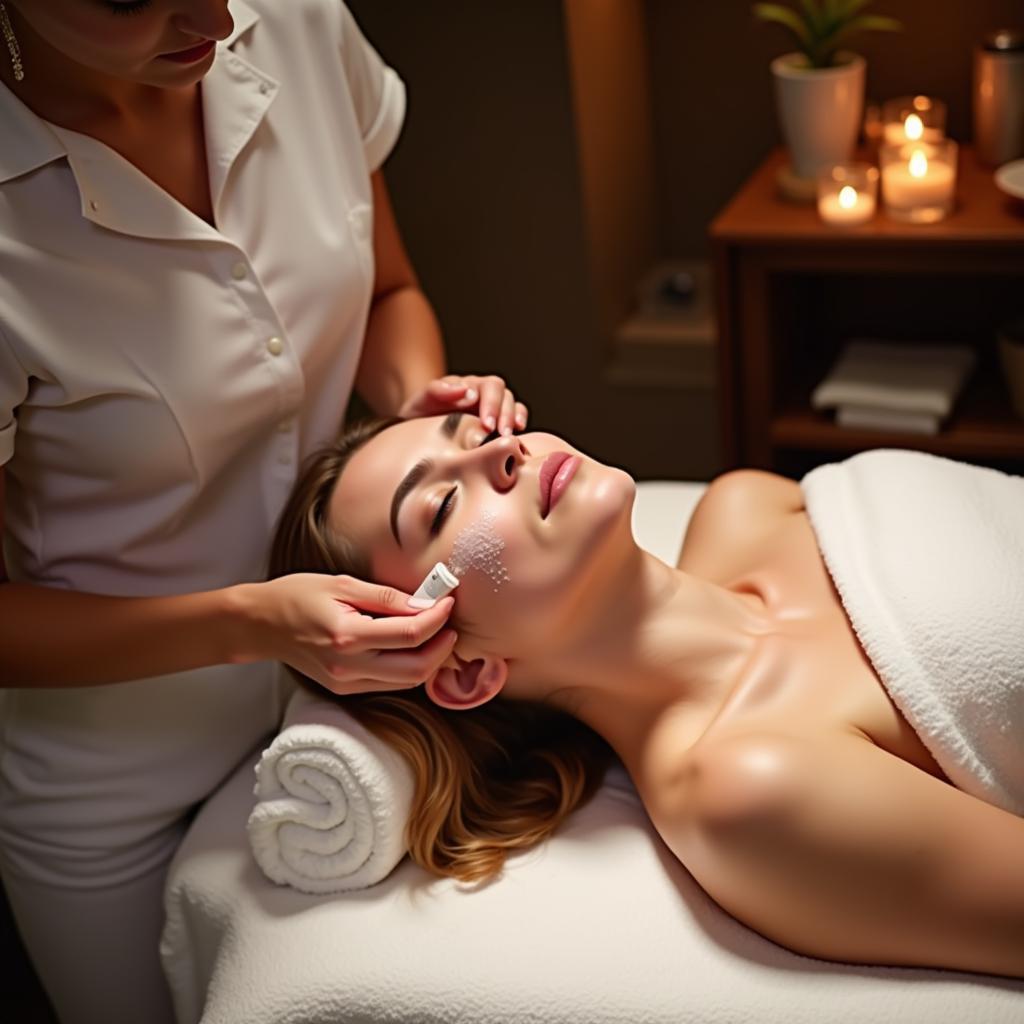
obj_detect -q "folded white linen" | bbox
[812,340,976,417]
[246,685,415,893]
[801,448,1024,815]
[836,403,940,435]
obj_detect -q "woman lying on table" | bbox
[261,411,1024,980]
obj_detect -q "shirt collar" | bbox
[0,0,262,187]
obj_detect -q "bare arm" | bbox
[0,456,231,687]
[353,169,446,416]
[0,466,243,686]
[0,580,249,688]
[0,470,458,691]
[656,730,1024,978]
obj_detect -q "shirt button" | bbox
[89,200,98,211]
[266,336,283,356]
[259,82,270,95]
[348,206,370,239]
[231,261,247,280]
[277,418,293,433]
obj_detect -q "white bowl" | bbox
[993,158,1024,199]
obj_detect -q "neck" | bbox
[0,7,183,127]
[514,543,772,776]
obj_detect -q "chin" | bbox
[595,464,636,511]
[521,467,638,646]
[578,462,636,532]
[545,462,635,576]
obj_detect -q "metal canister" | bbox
[973,29,1024,167]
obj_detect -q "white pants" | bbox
[0,661,291,1024]
[4,834,183,1024]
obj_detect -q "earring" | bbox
[0,3,24,83]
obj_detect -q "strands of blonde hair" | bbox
[268,418,614,883]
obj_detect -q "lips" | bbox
[539,452,580,518]
[159,39,216,63]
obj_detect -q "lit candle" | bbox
[816,161,879,227]
[882,112,943,147]
[881,146,956,217]
[880,95,947,149]
[818,184,876,225]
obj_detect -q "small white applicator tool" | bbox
[408,562,460,609]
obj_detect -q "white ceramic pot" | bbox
[770,51,866,180]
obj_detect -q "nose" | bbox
[174,1,234,42]
[459,434,526,491]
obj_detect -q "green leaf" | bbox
[852,14,903,31]
[835,0,873,19]
[823,12,903,49]
[753,3,813,47]
[797,0,823,34]
[816,0,890,40]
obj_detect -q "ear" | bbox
[426,652,508,710]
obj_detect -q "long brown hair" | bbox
[268,417,615,884]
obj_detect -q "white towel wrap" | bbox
[801,448,1024,816]
[247,685,415,893]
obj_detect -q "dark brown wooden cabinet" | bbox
[710,146,1024,478]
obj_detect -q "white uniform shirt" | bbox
[0,0,405,598]
[0,0,406,884]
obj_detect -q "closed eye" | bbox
[430,486,456,537]
[428,427,500,537]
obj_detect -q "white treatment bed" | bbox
[161,480,1024,1023]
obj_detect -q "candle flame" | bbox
[838,185,858,209]
[904,113,924,140]
[908,149,929,178]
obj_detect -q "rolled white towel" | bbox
[247,685,415,894]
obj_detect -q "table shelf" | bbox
[710,145,1024,476]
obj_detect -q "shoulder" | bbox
[231,0,349,59]
[644,729,842,900]
[646,731,813,832]
[241,0,340,24]
[702,469,804,519]
[677,469,804,576]
[243,0,379,47]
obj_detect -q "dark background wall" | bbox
[648,0,1024,261]
[349,1,1024,480]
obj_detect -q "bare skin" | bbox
[636,469,1024,978]
[638,467,949,788]
[0,1,228,224]
[328,415,1024,978]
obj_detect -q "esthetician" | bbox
[0,2,526,1022]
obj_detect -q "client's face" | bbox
[327,413,635,660]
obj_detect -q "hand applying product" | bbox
[408,562,460,609]
[407,509,512,608]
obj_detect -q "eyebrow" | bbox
[389,412,464,547]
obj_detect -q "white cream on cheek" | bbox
[447,509,511,593]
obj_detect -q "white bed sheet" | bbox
[161,480,1024,1023]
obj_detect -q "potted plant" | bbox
[755,0,902,189]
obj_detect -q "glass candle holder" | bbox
[881,94,947,146]
[862,101,883,150]
[816,162,879,226]
[880,139,958,223]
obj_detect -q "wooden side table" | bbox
[709,146,1024,477]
